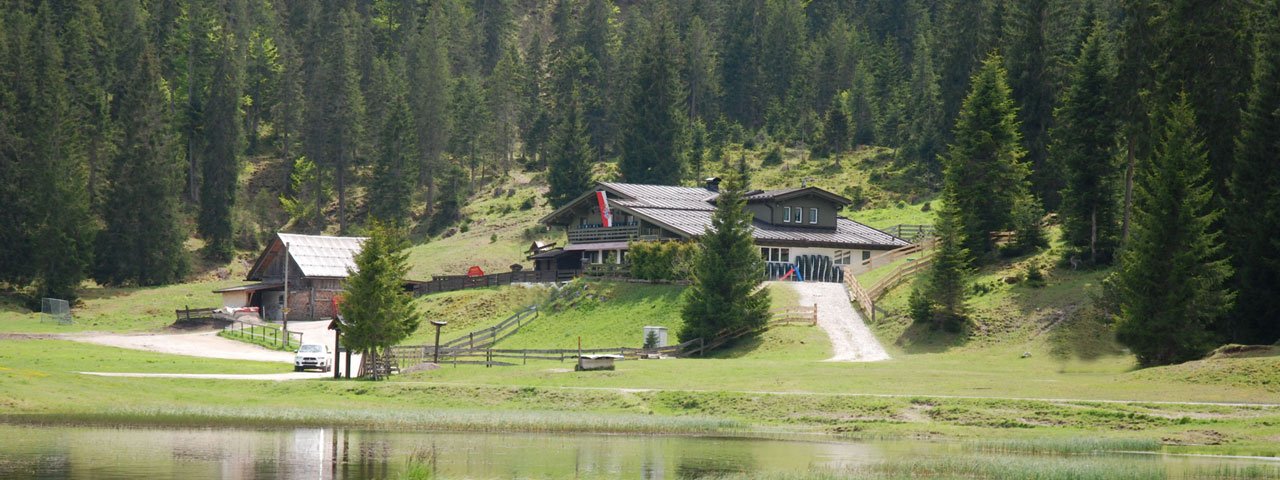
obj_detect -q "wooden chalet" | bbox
[538,179,910,282]
[214,233,366,321]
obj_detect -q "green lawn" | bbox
[0,279,243,334]
[0,339,285,376]
[496,282,687,350]
[403,286,550,345]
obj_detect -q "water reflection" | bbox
[0,424,883,479]
[0,423,1274,479]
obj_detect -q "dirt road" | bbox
[65,320,360,380]
[779,281,891,362]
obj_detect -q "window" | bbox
[793,206,803,223]
[834,250,852,265]
[783,207,792,223]
[757,248,788,263]
[862,250,872,261]
[809,208,819,224]
[761,247,790,263]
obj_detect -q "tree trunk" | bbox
[1122,135,1136,242]
[1090,208,1097,264]
[337,154,347,235]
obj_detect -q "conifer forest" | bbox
[1,0,1278,366]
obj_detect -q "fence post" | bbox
[813,303,818,326]
[274,329,278,345]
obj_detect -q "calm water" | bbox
[0,423,1275,479]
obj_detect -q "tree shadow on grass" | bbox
[892,319,971,354]
[706,335,765,359]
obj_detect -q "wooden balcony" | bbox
[568,223,640,243]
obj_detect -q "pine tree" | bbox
[1004,0,1069,209]
[920,194,972,330]
[900,19,945,174]
[302,1,364,234]
[339,221,420,375]
[0,10,38,287]
[816,92,851,159]
[1053,21,1121,265]
[1153,0,1251,200]
[408,10,451,218]
[546,89,594,208]
[197,39,246,261]
[1225,0,1280,345]
[1115,96,1234,367]
[679,172,771,343]
[27,4,95,301]
[942,53,1031,260]
[95,33,189,286]
[369,57,417,225]
[619,13,686,185]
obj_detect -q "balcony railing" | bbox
[568,222,640,243]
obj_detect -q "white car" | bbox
[294,344,333,372]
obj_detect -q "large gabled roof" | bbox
[538,181,904,249]
[246,233,367,280]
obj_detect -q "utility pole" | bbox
[282,242,291,347]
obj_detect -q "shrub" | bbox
[908,283,933,325]
[761,145,784,166]
[628,241,697,281]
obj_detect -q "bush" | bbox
[761,145,784,166]
[908,283,933,325]
[628,241,697,281]
[1025,262,1046,288]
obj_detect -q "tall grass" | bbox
[963,437,1163,455]
[3,405,742,435]
[712,455,1280,480]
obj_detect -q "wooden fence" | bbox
[414,269,581,295]
[770,305,818,325]
[884,224,936,242]
[174,306,220,324]
[843,246,935,322]
[438,306,540,351]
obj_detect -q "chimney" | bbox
[704,177,722,192]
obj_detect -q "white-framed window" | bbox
[794,206,803,223]
[809,208,819,224]
[783,207,792,223]
[834,250,852,265]
[761,247,790,263]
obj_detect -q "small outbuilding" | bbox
[214,233,366,321]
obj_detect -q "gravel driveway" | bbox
[67,320,361,379]
[778,281,891,362]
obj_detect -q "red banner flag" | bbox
[596,191,613,227]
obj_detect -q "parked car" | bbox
[294,344,332,372]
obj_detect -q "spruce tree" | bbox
[619,13,686,185]
[816,93,851,160]
[369,58,417,225]
[920,194,972,331]
[679,172,771,343]
[1115,96,1233,367]
[1053,22,1121,265]
[1003,0,1069,209]
[28,5,95,301]
[941,53,1031,260]
[900,21,945,174]
[340,221,420,374]
[95,35,189,286]
[408,11,451,218]
[0,11,37,286]
[1225,0,1280,345]
[197,42,245,261]
[546,89,594,208]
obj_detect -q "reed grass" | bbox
[711,454,1280,480]
[962,437,1163,455]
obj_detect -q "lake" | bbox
[0,423,1275,479]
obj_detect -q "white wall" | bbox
[220,291,250,309]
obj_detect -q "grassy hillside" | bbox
[496,282,687,350]
[402,286,550,345]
